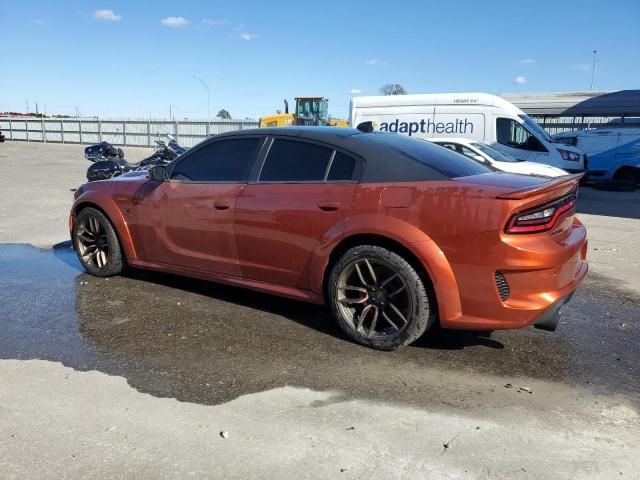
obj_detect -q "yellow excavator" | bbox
[259,97,348,128]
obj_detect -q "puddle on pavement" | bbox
[1,243,638,407]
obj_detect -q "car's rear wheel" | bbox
[73,207,124,277]
[328,245,435,350]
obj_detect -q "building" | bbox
[501,90,640,134]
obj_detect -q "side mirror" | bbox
[149,165,167,182]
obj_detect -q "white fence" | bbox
[0,117,259,148]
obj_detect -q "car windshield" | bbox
[519,114,554,143]
[470,142,520,163]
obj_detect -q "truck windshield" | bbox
[519,114,554,143]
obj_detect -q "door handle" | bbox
[213,200,230,210]
[317,201,340,212]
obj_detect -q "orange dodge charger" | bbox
[70,127,588,350]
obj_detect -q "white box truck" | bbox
[349,93,585,173]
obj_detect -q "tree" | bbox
[380,83,407,96]
[216,109,231,119]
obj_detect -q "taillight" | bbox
[505,192,576,234]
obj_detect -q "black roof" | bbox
[210,127,493,182]
[216,126,361,140]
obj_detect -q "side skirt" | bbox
[128,258,325,305]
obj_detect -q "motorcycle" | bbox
[85,135,187,182]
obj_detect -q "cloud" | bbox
[349,89,363,95]
[33,19,46,26]
[570,64,591,72]
[518,58,536,64]
[365,58,388,66]
[161,16,189,27]
[94,9,122,21]
[513,75,527,85]
[240,32,259,40]
[202,18,227,26]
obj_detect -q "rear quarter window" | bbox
[360,133,494,182]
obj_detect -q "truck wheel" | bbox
[613,168,639,191]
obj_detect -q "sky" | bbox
[2,0,639,120]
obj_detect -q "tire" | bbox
[612,169,639,191]
[73,207,125,277]
[328,245,435,351]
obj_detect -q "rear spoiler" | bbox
[496,173,584,200]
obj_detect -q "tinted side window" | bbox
[435,142,459,153]
[496,118,546,152]
[260,139,332,182]
[171,138,261,182]
[327,152,357,181]
[460,146,478,158]
[361,133,493,182]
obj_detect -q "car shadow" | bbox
[52,240,85,271]
[413,327,505,350]
[577,185,640,220]
[3,242,638,408]
[122,267,505,352]
[49,240,505,353]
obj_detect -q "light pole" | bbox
[590,50,598,90]
[193,76,210,120]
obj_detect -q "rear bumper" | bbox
[434,218,588,331]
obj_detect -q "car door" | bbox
[134,136,264,276]
[234,137,360,290]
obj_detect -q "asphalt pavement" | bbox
[1,142,639,479]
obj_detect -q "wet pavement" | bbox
[1,242,638,408]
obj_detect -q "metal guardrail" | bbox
[0,117,259,148]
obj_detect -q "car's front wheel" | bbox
[328,245,435,350]
[73,207,125,277]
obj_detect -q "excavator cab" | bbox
[294,97,329,126]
